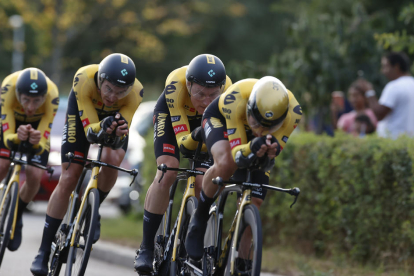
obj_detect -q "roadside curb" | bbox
[91,240,136,270]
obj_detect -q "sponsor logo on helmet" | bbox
[163,143,175,154]
[30,82,38,91]
[293,105,302,115]
[173,124,188,135]
[121,69,128,76]
[121,56,129,64]
[52,97,59,105]
[208,70,215,77]
[206,81,216,83]
[265,111,274,118]
[117,79,126,84]
[30,69,38,80]
[206,55,215,64]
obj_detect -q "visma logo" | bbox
[121,69,128,76]
[30,82,38,90]
[208,70,215,77]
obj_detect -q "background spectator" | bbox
[353,114,375,137]
[358,52,414,139]
[335,81,378,133]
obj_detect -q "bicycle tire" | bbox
[65,188,99,276]
[0,181,18,267]
[224,204,262,276]
[168,196,198,276]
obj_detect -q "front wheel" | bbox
[224,205,262,276]
[169,196,198,276]
[0,181,18,267]
[65,188,99,276]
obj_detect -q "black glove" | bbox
[250,136,267,155]
[191,126,203,142]
[100,116,116,133]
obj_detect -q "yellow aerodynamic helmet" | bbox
[246,76,289,133]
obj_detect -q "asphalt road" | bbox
[1,203,137,276]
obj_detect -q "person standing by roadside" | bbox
[358,52,414,139]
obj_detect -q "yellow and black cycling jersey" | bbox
[1,71,59,154]
[164,66,232,150]
[217,78,302,160]
[72,64,144,135]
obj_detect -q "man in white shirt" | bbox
[359,52,414,139]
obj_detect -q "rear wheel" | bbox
[65,189,99,276]
[224,205,262,276]
[169,196,198,276]
[0,181,18,267]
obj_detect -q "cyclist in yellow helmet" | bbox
[185,76,302,261]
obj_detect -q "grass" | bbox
[101,214,414,276]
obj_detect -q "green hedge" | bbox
[140,129,414,265]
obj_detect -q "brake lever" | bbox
[289,187,300,208]
[129,169,139,186]
[157,164,167,183]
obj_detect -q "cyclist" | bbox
[30,53,144,276]
[185,76,302,261]
[134,54,232,274]
[0,68,59,252]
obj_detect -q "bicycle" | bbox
[48,143,138,276]
[181,159,300,276]
[142,142,208,276]
[0,143,54,267]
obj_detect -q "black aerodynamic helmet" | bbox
[98,53,136,91]
[186,54,226,88]
[16,68,48,99]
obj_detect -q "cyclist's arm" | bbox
[1,74,19,149]
[165,80,195,150]
[74,71,101,135]
[271,90,302,151]
[34,81,59,154]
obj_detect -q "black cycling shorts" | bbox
[0,119,49,166]
[153,91,213,169]
[61,91,129,165]
[202,97,269,200]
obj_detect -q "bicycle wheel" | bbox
[168,196,198,276]
[0,181,18,267]
[65,188,99,276]
[224,205,262,276]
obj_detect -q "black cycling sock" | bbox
[16,197,29,221]
[97,188,110,205]
[142,209,163,251]
[194,190,215,221]
[39,215,62,252]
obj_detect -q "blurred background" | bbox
[2,0,414,275]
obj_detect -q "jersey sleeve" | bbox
[219,89,250,160]
[73,70,101,135]
[164,79,192,149]
[34,81,59,154]
[1,74,19,149]
[119,80,143,130]
[272,90,302,150]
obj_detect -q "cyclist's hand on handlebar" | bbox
[191,126,203,142]
[265,134,281,159]
[17,124,31,141]
[115,113,128,137]
[29,129,41,145]
[250,136,267,158]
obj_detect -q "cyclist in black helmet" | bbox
[134,54,232,274]
[31,53,144,276]
[0,68,59,252]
